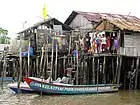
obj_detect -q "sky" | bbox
[0,0,140,38]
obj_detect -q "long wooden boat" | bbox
[24,77,119,95]
[7,77,50,93]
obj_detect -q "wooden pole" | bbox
[114,56,119,83]
[92,54,95,84]
[117,56,122,85]
[83,57,87,84]
[27,38,30,77]
[36,56,39,77]
[135,57,139,89]
[68,35,72,55]
[63,55,66,75]
[55,41,58,80]
[50,36,54,80]
[97,57,99,94]
[46,30,49,79]
[112,57,114,83]
[76,42,79,85]
[17,33,23,93]
[103,56,106,84]
[40,44,45,77]
[1,48,6,90]
[42,44,47,78]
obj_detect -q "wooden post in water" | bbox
[46,30,49,79]
[68,35,72,65]
[42,44,47,78]
[117,56,122,85]
[112,57,114,83]
[103,56,106,84]
[135,56,139,89]
[1,48,6,90]
[50,36,54,79]
[55,41,58,80]
[97,57,100,94]
[76,41,79,85]
[40,44,45,77]
[92,54,95,84]
[114,56,119,83]
[27,38,30,77]
[63,55,66,75]
[18,33,23,93]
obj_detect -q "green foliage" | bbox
[0,27,10,44]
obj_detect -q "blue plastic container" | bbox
[21,47,34,57]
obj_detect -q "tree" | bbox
[0,27,10,44]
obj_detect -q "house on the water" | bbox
[65,11,140,89]
[65,10,140,57]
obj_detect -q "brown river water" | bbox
[0,83,140,105]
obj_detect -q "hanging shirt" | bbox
[95,37,100,44]
[114,39,118,48]
[101,37,106,44]
[106,38,110,47]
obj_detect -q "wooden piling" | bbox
[1,49,6,90]
[50,37,54,79]
[117,56,122,85]
[112,57,114,83]
[27,38,30,77]
[18,33,23,93]
[135,57,139,89]
[40,44,45,77]
[76,42,79,85]
[55,42,58,80]
[114,56,119,83]
[92,54,95,84]
[103,56,106,84]
[63,55,66,75]
[97,57,100,94]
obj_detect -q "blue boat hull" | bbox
[9,87,34,93]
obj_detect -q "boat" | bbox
[24,77,119,95]
[7,82,34,93]
[7,77,52,93]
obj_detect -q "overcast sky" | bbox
[0,0,140,38]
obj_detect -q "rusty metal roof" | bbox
[65,11,140,32]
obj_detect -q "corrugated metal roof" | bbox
[18,18,72,34]
[65,11,140,32]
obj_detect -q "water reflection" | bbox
[0,85,140,105]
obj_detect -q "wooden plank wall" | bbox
[119,32,140,56]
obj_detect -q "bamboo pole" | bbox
[114,56,119,83]
[55,41,58,80]
[112,57,114,83]
[27,38,30,77]
[63,55,66,75]
[17,33,23,93]
[97,58,100,94]
[117,56,122,85]
[1,48,6,90]
[103,56,106,84]
[42,44,47,78]
[76,42,79,85]
[135,57,139,89]
[46,30,49,79]
[40,44,45,77]
[50,36,54,80]
[92,54,95,84]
